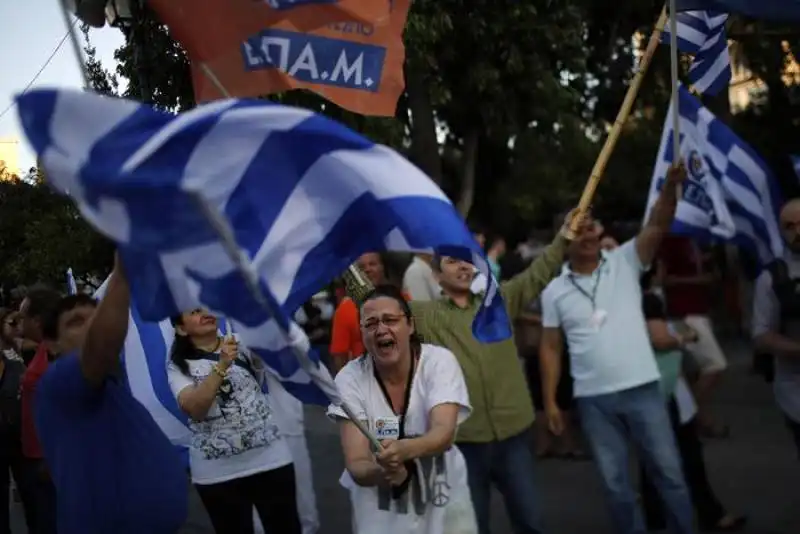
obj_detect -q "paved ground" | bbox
[11,341,800,533]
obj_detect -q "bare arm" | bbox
[384,404,461,462]
[80,255,129,387]
[646,319,683,351]
[539,327,564,410]
[754,332,800,359]
[636,164,685,267]
[339,420,387,487]
[176,338,237,420]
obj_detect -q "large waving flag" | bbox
[662,10,731,95]
[150,0,409,116]
[644,85,783,267]
[676,0,800,20]
[148,0,390,62]
[16,88,509,398]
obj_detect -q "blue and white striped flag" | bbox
[16,88,510,404]
[644,85,783,267]
[662,10,731,95]
[791,155,800,182]
[65,268,78,295]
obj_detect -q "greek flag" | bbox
[676,0,800,20]
[644,86,783,267]
[662,10,731,95]
[791,155,800,182]
[16,88,509,399]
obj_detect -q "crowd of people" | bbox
[0,162,796,534]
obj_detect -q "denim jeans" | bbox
[457,428,545,534]
[576,381,694,534]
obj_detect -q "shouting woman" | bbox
[328,285,477,534]
[167,309,301,534]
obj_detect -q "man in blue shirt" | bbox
[34,255,188,534]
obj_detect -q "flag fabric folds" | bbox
[17,88,510,401]
[147,0,390,62]
[644,85,783,267]
[675,0,800,20]
[149,0,409,117]
[662,10,731,95]
[66,268,78,295]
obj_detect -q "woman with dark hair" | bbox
[639,265,746,531]
[166,309,301,534]
[328,285,477,534]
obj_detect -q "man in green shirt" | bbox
[408,215,578,534]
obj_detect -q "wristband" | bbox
[211,363,228,378]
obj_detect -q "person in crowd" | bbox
[640,265,747,532]
[18,286,61,534]
[660,235,729,439]
[752,197,800,458]
[0,309,23,362]
[403,254,441,301]
[331,253,404,373]
[486,234,507,281]
[0,308,32,534]
[167,308,301,534]
[328,285,476,534]
[600,233,619,251]
[539,164,694,534]
[398,210,584,534]
[35,256,188,533]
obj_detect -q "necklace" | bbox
[196,337,222,354]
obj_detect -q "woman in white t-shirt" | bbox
[327,285,477,534]
[166,309,300,534]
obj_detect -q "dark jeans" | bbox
[0,444,35,534]
[457,428,545,534]
[18,459,56,534]
[576,382,694,534]
[641,400,725,530]
[786,416,800,459]
[195,464,300,534]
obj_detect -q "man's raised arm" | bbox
[636,163,687,267]
[81,254,130,386]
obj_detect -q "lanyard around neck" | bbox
[373,355,417,440]
[568,258,606,311]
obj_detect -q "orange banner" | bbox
[148,0,391,62]
[188,0,410,117]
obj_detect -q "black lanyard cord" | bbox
[568,258,606,310]
[373,354,418,499]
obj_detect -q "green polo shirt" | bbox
[409,236,568,443]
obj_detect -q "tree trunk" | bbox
[455,128,479,218]
[405,64,443,184]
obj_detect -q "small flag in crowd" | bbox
[148,0,390,61]
[676,0,800,20]
[644,85,783,267]
[662,10,731,95]
[65,268,78,295]
[16,89,509,403]
[191,0,408,117]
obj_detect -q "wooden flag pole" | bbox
[567,6,669,236]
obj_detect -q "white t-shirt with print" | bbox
[167,351,293,485]
[327,344,476,534]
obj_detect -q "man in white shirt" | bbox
[539,164,694,534]
[402,255,441,301]
[752,197,800,458]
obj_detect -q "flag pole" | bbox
[668,0,682,165]
[196,63,382,451]
[567,6,668,237]
[58,0,91,89]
